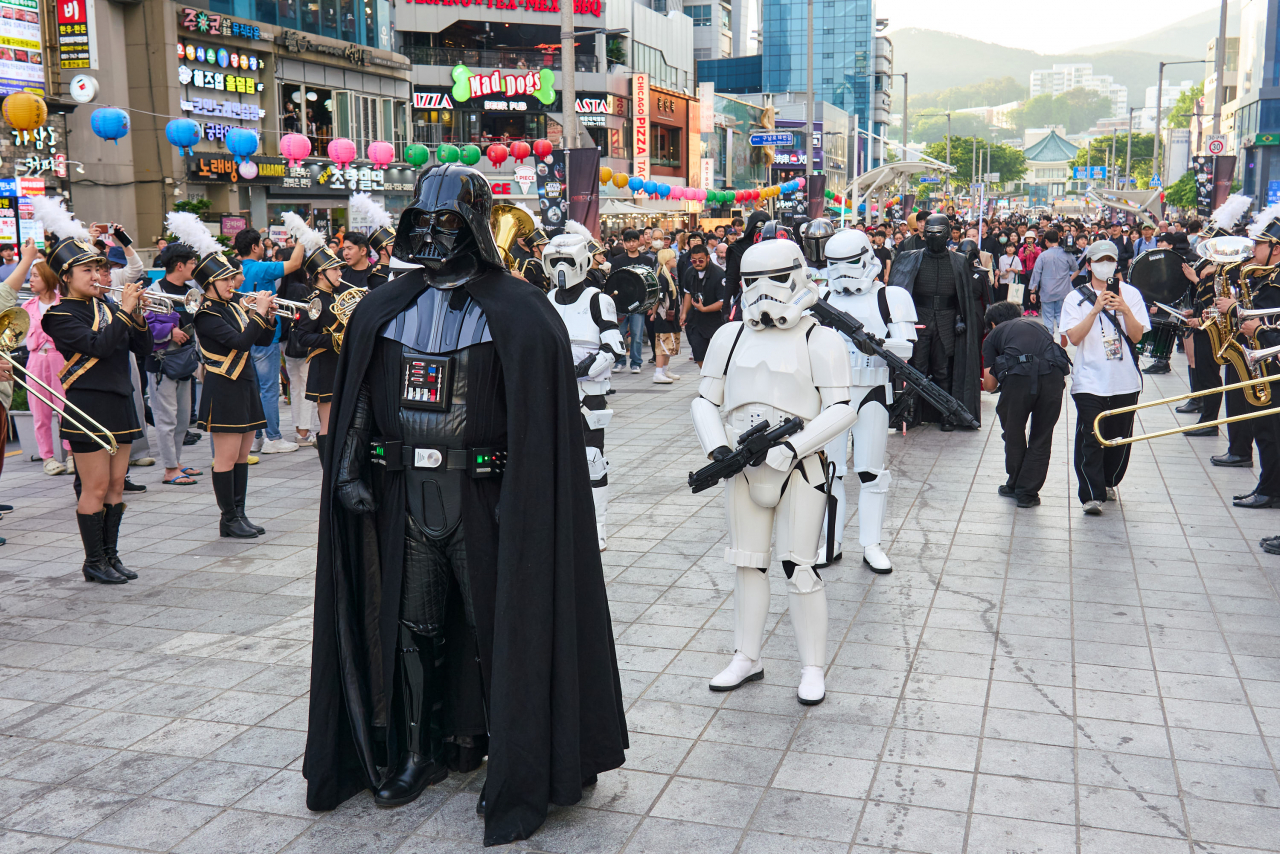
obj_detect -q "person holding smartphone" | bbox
[1061,240,1151,516]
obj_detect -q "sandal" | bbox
[180,467,203,477]
[162,475,199,485]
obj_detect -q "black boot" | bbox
[101,503,137,579]
[214,470,258,538]
[77,510,126,584]
[1176,368,1201,413]
[377,626,448,807]
[375,751,448,806]
[233,462,264,534]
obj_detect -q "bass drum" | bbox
[603,265,660,314]
[1128,248,1190,307]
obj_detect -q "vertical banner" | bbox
[1212,155,1236,212]
[807,174,826,220]
[567,147,601,237]
[1191,155,1214,217]
[536,148,567,230]
[56,0,96,70]
[701,157,714,196]
[632,73,649,188]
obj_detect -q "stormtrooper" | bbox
[542,222,626,551]
[691,237,856,705]
[817,229,918,574]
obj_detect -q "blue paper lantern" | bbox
[858,204,867,214]
[225,127,259,163]
[164,119,202,156]
[657,183,671,199]
[90,107,129,145]
[643,180,658,195]
[628,176,644,192]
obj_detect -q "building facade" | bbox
[1231,0,1280,203]
[1028,62,1128,119]
[760,0,874,123]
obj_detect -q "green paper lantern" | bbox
[405,143,431,168]
[824,189,835,199]
[461,144,482,166]
[438,144,460,163]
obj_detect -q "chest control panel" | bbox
[401,354,453,411]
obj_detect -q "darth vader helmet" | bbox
[393,164,504,272]
[923,213,951,254]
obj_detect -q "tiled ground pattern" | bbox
[0,353,1278,854]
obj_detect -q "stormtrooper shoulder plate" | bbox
[806,324,854,391]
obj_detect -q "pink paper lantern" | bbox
[796,177,806,189]
[279,133,311,167]
[697,188,707,201]
[367,140,395,169]
[328,137,357,169]
[669,186,683,200]
[239,160,259,180]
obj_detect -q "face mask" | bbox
[1092,260,1117,280]
[998,236,1007,244]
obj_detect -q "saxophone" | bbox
[1232,263,1279,405]
[1201,260,1239,363]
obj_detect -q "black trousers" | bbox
[1225,360,1256,458]
[1190,329,1224,424]
[1072,391,1140,504]
[912,307,957,396]
[996,370,1065,499]
[1225,362,1280,495]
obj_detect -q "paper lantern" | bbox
[461,144,481,166]
[599,166,613,185]
[225,127,259,163]
[90,107,130,144]
[437,144,460,164]
[628,176,644,192]
[824,189,835,199]
[367,140,395,169]
[239,160,259,180]
[485,143,508,168]
[612,172,629,189]
[669,186,683,200]
[643,180,658,195]
[3,93,47,132]
[657,183,671,199]
[532,138,553,159]
[404,143,431,168]
[511,140,532,163]
[327,137,357,168]
[164,118,202,155]
[280,133,312,167]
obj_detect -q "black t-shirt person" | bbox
[682,263,726,333]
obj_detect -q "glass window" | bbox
[686,5,711,26]
[656,126,681,168]
[720,5,730,28]
[280,84,336,152]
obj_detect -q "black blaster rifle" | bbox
[688,417,804,494]
[808,297,980,430]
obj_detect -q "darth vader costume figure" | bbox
[304,164,628,846]
[886,213,983,429]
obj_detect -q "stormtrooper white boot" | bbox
[592,485,608,552]
[787,565,828,705]
[859,471,892,575]
[710,567,770,691]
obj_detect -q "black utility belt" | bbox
[915,295,957,310]
[369,439,505,478]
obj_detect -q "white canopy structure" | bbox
[841,161,954,225]
[1084,187,1164,226]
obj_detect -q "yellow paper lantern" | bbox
[600,166,613,185]
[3,93,47,132]
[612,172,629,189]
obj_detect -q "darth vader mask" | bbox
[394,164,504,275]
[923,214,951,255]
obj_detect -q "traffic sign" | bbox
[1072,166,1107,180]
[1206,134,1228,156]
[983,172,1000,183]
[1150,174,1162,187]
[918,175,940,184]
[748,131,795,147]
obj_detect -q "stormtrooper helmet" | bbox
[824,228,882,295]
[740,239,818,329]
[542,232,592,289]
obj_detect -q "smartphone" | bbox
[1106,278,1120,296]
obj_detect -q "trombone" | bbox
[0,308,118,455]
[238,293,323,321]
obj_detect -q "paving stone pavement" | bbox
[1,351,1280,854]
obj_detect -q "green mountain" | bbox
[1081,2,1238,58]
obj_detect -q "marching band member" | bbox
[36,197,153,583]
[348,192,394,289]
[169,212,278,539]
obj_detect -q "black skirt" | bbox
[64,388,142,454]
[306,349,339,403]
[198,369,266,433]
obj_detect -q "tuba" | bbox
[491,204,536,272]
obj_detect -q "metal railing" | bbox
[401,46,597,73]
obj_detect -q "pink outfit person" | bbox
[21,293,71,460]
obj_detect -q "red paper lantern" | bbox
[735,190,745,202]
[511,140,531,163]
[487,143,509,168]
[750,189,760,200]
[532,138,553,159]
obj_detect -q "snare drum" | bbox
[603,265,660,314]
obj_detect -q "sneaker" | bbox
[1016,494,1041,508]
[653,371,674,384]
[129,457,156,467]
[294,432,316,447]
[251,436,264,453]
[42,458,66,476]
[260,438,299,454]
[630,366,641,374]
[123,478,147,493]
[1105,487,1118,501]
[65,456,75,475]
[665,372,681,380]
[246,455,259,466]
[1083,500,1103,516]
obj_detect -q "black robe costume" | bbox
[887,247,983,426]
[304,265,628,846]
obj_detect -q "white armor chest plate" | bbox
[826,287,889,388]
[722,325,822,432]
[549,287,608,396]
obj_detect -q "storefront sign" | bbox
[189,155,288,184]
[452,66,555,105]
[632,73,649,185]
[56,0,96,70]
[654,94,679,118]
[0,0,44,95]
[0,197,41,245]
[576,96,609,127]
[221,215,247,234]
[701,157,714,194]
[179,8,265,40]
[0,177,45,197]
[178,65,263,95]
[407,0,601,17]
[413,91,454,109]
[181,98,266,122]
[514,163,535,193]
[276,30,371,67]
[177,41,262,71]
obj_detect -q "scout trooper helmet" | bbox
[542,232,592,289]
[740,238,818,329]
[824,228,882,295]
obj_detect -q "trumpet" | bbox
[98,284,201,315]
[1092,374,1280,448]
[0,308,119,454]
[238,293,323,321]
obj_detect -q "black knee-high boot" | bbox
[233,462,264,534]
[78,510,126,584]
[375,625,448,806]
[101,503,137,579]
[214,470,258,538]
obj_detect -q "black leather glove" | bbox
[711,445,733,462]
[336,384,377,514]
[575,353,596,378]
[954,314,967,336]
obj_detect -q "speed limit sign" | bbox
[1207,135,1228,156]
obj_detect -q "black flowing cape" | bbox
[886,248,983,425]
[303,267,628,846]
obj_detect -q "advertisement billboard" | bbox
[0,0,45,95]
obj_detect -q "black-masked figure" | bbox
[304,164,628,847]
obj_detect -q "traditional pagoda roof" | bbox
[1023,130,1079,163]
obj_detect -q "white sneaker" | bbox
[1083,500,1103,516]
[294,432,316,447]
[862,545,892,575]
[129,457,156,467]
[797,665,826,705]
[260,438,299,454]
[1106,487,1118,501]
[630,366,641,374]
[709,652,764,691]
[42,458,66,476]
[653,371,673,384]
[251,436,264,453]
[665,371,681,380]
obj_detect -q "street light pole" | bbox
[1126,107,1137,187]
[805,0,814,192]
[1213,0,1228,136]
[1152,59,1211,185]
[560,1,578,149]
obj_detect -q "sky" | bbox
[881,0,1221,54]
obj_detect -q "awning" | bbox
[601,198,662,215]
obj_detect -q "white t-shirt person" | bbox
[1061,266,1150,396]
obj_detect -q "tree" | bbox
[921,136,1026,187]
[909,112,999,145]
[911,77,1027,113]
[1070,133,1156,187]
[1010,88,1113,134]
[1163,170,1196,209]
[1167,83,1204,129]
